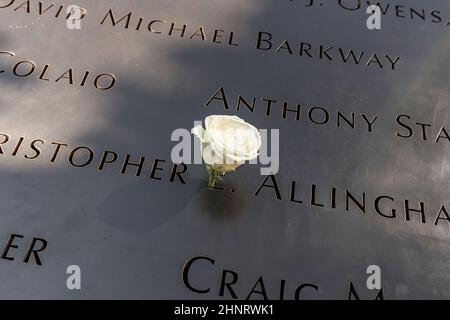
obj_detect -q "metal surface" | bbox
[0,0,449,299]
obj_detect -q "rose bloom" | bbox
[192,115,262,173]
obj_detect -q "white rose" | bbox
[191,115,262,187]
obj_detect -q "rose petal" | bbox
[191,125,205,142]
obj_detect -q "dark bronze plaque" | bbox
[0,0,449,299]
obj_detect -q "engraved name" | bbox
[0,0,87,20]
[254,175,450,227]
[100,9,239,47]
[182,255,384,300]
[1,132,448,229]
[1,233,47,266]
[204,86,450,144]
[99,8,400,71]
[0,50,117,91]
[0,4,403,71]
[205,86,378,134]
[0,133,187,183]
[301,0,446,27]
